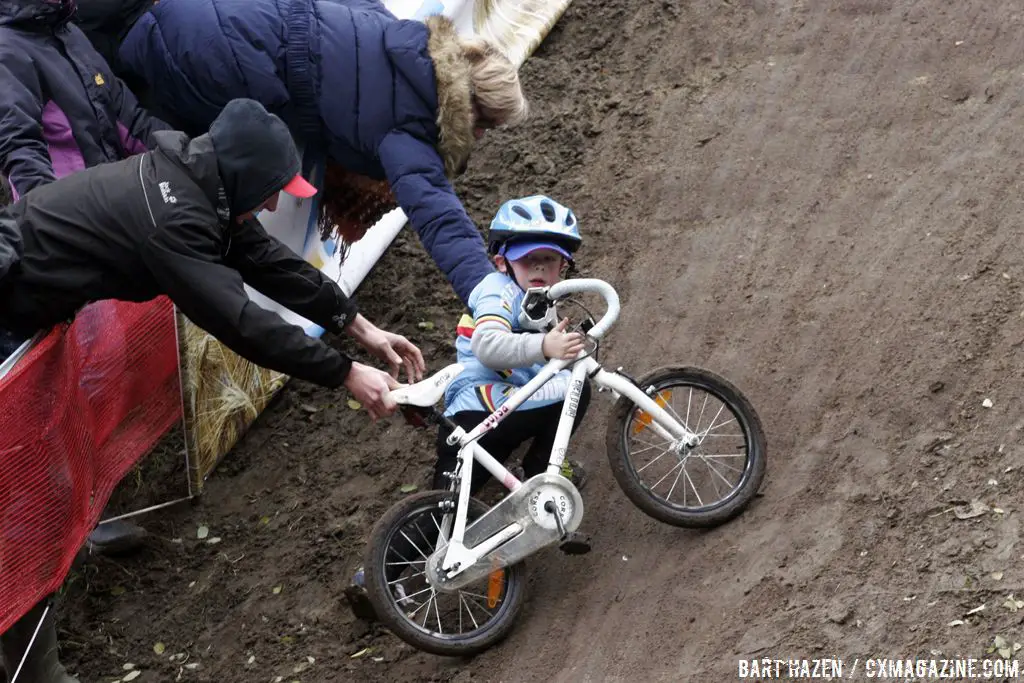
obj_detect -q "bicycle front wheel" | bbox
[606,366,767,528]
[363,491,528,657]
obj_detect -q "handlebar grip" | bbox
[547,278,620,339]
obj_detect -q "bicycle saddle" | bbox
[388,363,465,407]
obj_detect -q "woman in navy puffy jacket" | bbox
[120,0,529,305]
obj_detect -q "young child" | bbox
[433,195,592,495]
[344,195,592,622]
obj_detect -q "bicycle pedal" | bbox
[558,532,592,555]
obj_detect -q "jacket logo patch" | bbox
[94,73,105,86]
[159,181,177,204]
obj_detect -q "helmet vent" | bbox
[540,201,556,222]
[512,205,532,220]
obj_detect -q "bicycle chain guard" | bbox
[426,473,584,592]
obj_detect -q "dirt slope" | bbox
[64,0,1024,681]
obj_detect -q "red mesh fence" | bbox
[0,297,181,634]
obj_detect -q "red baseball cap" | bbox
[282,173,318,198]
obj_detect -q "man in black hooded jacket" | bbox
[0,98,424,682]
[0,97,424,409]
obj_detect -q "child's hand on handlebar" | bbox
[343,362,402,421]
[542,318,585,360]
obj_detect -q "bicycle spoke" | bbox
[388,571,425,586]
[385,558,424,568]
[459,593,482,630]
[403,584,437,604]
[399,530,430,561]
[698,454,745,474]
[433,592,443,634]
[702,458,736,495]
[683,467,705,508]
[698,410,732,440]
[695,393,709,435]
[665,457,687,501]
[635,447,671,474]
[651,459,685,491]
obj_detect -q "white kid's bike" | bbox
[362,278,767,656]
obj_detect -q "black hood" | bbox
[0,0,77,28]
[208,99,303,217]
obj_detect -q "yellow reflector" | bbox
[633,390,673,434]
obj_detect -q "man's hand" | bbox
[344,314,426,383]
[343,362,402,421]
[542,318,585,360]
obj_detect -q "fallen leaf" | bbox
[967,603,986,615]
[188,581,196,589]
[350,647,372,659]
[948,619,965,626]
[153,642,166,655]
[299,403,319,414]
[247,656,256,665]
[417,321,436,330]
[995,635,1008,648]
[272,585,282,595]
[123,664,136,671]
[988,479,999,486]
[993,507,1006,515]
[207,537,222,545]
[399,483,418,494]
[1003,595,1024,612]
[954,500,990,520]
[185,663,199,670]
[346,399,362,410]
[196,526,209,540]
[123,671,141,682]
[110,586,126,597]
[280,636,294,645]
[983,398,994,408]
[372,657,384,662]
[992,571,1004,581]
[260,516,270,525]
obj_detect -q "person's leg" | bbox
[434,411,527,497]
[0,597,79,683]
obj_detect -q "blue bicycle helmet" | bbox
[488,195,582,261]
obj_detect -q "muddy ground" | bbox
[62,0,1024,681]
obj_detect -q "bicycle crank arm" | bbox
[426,473,584,592]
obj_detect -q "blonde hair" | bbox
[461,37,529,127]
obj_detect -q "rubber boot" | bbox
[0,600,79,683]
[85,519,147,556]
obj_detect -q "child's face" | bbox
[498,248,567,288]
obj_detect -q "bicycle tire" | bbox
[606,366,767,528]
[363,491,528,657]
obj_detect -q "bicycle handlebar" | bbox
[547,278,621,340]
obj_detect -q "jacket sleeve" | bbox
[110,73,170,154]
[224,218,359,334]
[141,220,354,388]
[378,130,495,306]
[0,48,56,197]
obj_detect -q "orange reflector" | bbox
[487,569,505,608]
[633,390,673,434]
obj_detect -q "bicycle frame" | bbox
[436,279,702,577]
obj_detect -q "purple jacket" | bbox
[0,0,169,199]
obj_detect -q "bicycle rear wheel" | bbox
[363,491,528,656]
[606,366,767,527]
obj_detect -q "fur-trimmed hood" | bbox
[425,15,475,177]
